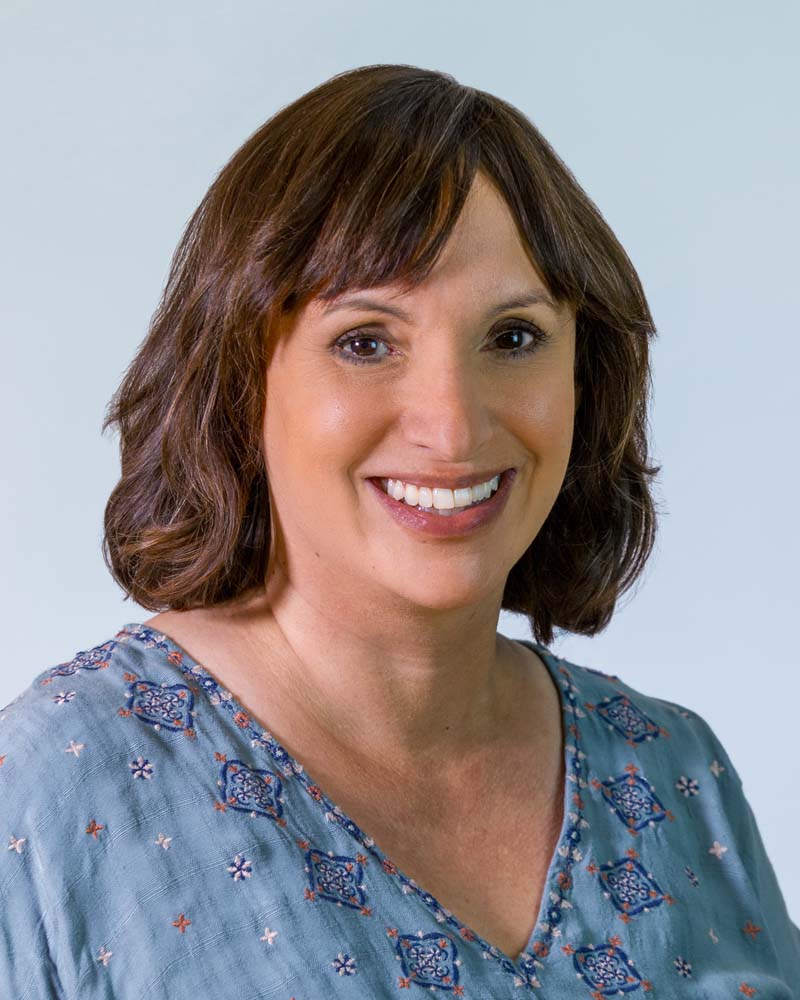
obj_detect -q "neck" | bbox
[221,576,530,772]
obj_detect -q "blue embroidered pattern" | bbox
[600,771,668,833]
[122,678,197,732]
[573,942,643,994]
[596,695,663,745]
[305,847,367,910]
[394,932,461,990]
[219,758,285,822]
[44,640,119,678]
[598,857,667,917]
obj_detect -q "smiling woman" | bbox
[2,63,798,999]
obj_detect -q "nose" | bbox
[398,350,495,462]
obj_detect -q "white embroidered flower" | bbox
[675,775,699,797]
[332,952,357,976]
[674,956,692,977]
[227,853,253,880]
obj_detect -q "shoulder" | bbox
[2,626,170,743]
[551,649,800,979]
[0,629,140,997]
[2,633,123,795]
[0,624,201,826]
[0,625,207,996]
[552,651,741,782]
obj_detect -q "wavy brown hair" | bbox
[102,63,661,646]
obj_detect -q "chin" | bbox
[385,576,501,613]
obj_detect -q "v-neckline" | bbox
[117,622,587,985]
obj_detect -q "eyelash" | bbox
[333,321,551,367]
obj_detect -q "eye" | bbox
[332,319,551,367]
[490,321,550,360]
[333,332,392,366]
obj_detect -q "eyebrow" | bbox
[321,288,559,323]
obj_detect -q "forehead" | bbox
[302,172,556,321]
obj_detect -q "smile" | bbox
[379,475,500,516]
[366,469,517,538]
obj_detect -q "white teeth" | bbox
[432,488,454,510]
[380,473,502,510]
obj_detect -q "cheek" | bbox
[504,374,575,460]
[262,369,380,483]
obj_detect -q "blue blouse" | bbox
[1,622,798,998]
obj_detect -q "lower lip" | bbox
[365,469,517,538]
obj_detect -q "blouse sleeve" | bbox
[0,685,67,999]
[736,791,800,980]
[0,832,65,999]
[706,716,800,981]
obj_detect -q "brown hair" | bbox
[102,63,661,646]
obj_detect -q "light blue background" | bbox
[2,0,797,919]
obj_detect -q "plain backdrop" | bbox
[2,1,798,919]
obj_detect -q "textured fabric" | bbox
[2,622,798,999]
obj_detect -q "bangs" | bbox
[267,80,580,315]
[307,152,480,306]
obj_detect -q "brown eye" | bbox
[491,322,550,359]
[334,333,392,366]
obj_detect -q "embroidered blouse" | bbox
[2,623,798,998]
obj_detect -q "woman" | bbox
[2,64,797,998]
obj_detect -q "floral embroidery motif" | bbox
[86,819,104,839]
[597,857,668,918]
[394,932,461,991]
[227,853,252,880]
[675,776,699,797]
[129,756,154,780]
[305,847,367,910]
[116,627,171,654]
[122,678,196,733]
[572,941,645,994]
[95,944,114,969]
[218,758,285,821]
[674,956,692,977]
[598,769,669,834]
[96,945,113,966]
[596,694,665,745]
[43,640,119,680]
[331,951,357,975]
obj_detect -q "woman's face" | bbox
[261,170,577,614]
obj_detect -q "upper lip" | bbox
[369,468,512,490]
